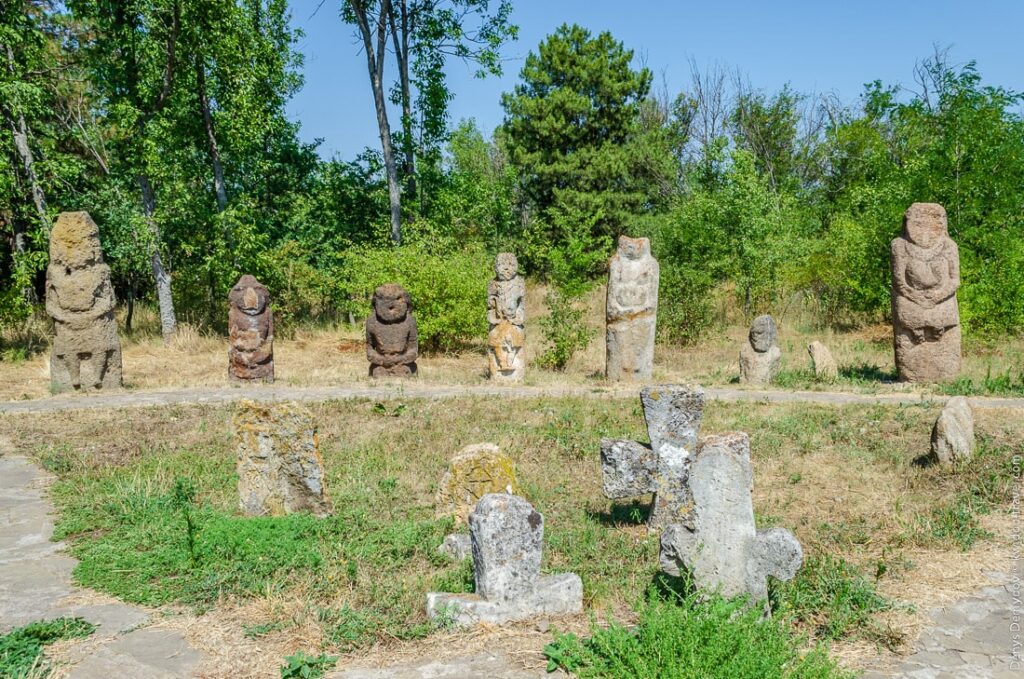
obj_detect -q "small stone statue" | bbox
[45,212,122,392]
[228,275,274,382]
[487,253,525,382]
[606,236,659,381]
[739,315,781,384]
[891,203,961,382]
[366,283,418,377]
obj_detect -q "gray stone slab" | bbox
[68,628,201,679]
[332,652,550,678]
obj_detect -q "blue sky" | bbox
[286,0,1024,159]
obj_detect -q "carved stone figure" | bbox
[45,212,122,392]
[739,315,781,384]
[891,203,961,382]
[487,253,525,382]
[606,236,659,381]
[807,341,838,381]
[228,275,274,382]
[366,283,418,377]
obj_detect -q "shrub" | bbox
[338,244,490,352]
[537,288,593,370]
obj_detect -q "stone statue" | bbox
[366,283,418,377]
[739,315,781,384]
[45,212,122,392]
[228,275,274,382]
[891,203,961,382]
[606,236,659,381]
[487,253,525,382]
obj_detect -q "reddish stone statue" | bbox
[366,283,418,377]
[228,275,274,382]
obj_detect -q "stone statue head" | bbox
[749,315,777,352]
[229,275,270,316]
[617,235,650,261]
[373,283,411,323]
[902,203,948,248]
[49,212,105,271]
[494,252,519,281]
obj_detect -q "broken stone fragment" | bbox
[807,341,838,381]
[930,396,975,464]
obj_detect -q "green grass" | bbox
[0,618,95,678]
[936,367,1024,397]
[544,585,853,679]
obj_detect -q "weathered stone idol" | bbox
[45,211,122,392]
[739,315,781,384]
[931,396,975,465]
[228,275,274,382]
[436,443,519,525]
[659,432,803,604]
[366,283,418,377]
[234,400,332,517]
[601,385,705,529]
[891,203,961,382]
[606,236,659,381]
[807,341,838,381]
[487,253,526,382]
[427,494,582,626]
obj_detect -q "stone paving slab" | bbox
[331,651,550,678]
[0,383,1020,415]
[67,627,202,679]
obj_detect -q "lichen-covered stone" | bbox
[931,396,975,464]
[659,433,802,604]
[46,212,122,393]
[601,385,704,529]
[807,341,838,381]
[739,315,781,384]
[366,284,418,377]
[487,253,525,382]
[891,203,961,382]
[606,236,658,381]
[426,494,582,626]
[234,400,332,517]
[436,443,518,525]
[438,533,472,561]
[228,275,274,382]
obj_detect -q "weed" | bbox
[279,651,337,679]
[0,618,95,678]
[938,367,1024,397]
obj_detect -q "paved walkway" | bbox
[1,382,1022,415]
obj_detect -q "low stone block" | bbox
[931,396,975,464]
[426,572,582,626]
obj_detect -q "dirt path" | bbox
[2,382,1022,414]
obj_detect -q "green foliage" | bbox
[339,244,490,351]
[543,587,851,678]
[279,651,337,679]
[0,617,95,678]
[536,288,593,371]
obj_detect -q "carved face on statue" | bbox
[749,315,777,353]
[903,203,947,249]
[495,253,518,282]
[617,235,650,261]
[229,275,269,316]
[373,284,411,323]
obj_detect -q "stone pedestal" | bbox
[606,236,658,381]
[228,275,274,382]
[891,203,961,382]
[46,212,122,393]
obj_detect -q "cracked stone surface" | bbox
[861,577,1020,679]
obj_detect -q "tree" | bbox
[501,24,660,246]
[341,0,516,244]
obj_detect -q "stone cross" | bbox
[426,494,582,626]
[46,212,122,393]
[366,283,418,377]
[606,235,659,381]
[228,275,274,382]
[600,385,704,529]
[234,400,332,517]
[487,253,526,382]
[891,202,961,382]
[659,432,802,604]
[436,443,519,525]
[739,314,781,384]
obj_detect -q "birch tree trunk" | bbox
[138,175,177,341]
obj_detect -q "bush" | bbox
[537,288,593,370]
[338,244,491,352]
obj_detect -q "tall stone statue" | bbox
[739,315,781,385]
[606,236,659,381]
[487,253,525,382]
[366,283,418,377]
[45,212,122,392]
[891,203,961,382]
[228,275,274,382]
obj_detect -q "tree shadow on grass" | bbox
[588,500,651,527]
[840,363,898,384]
